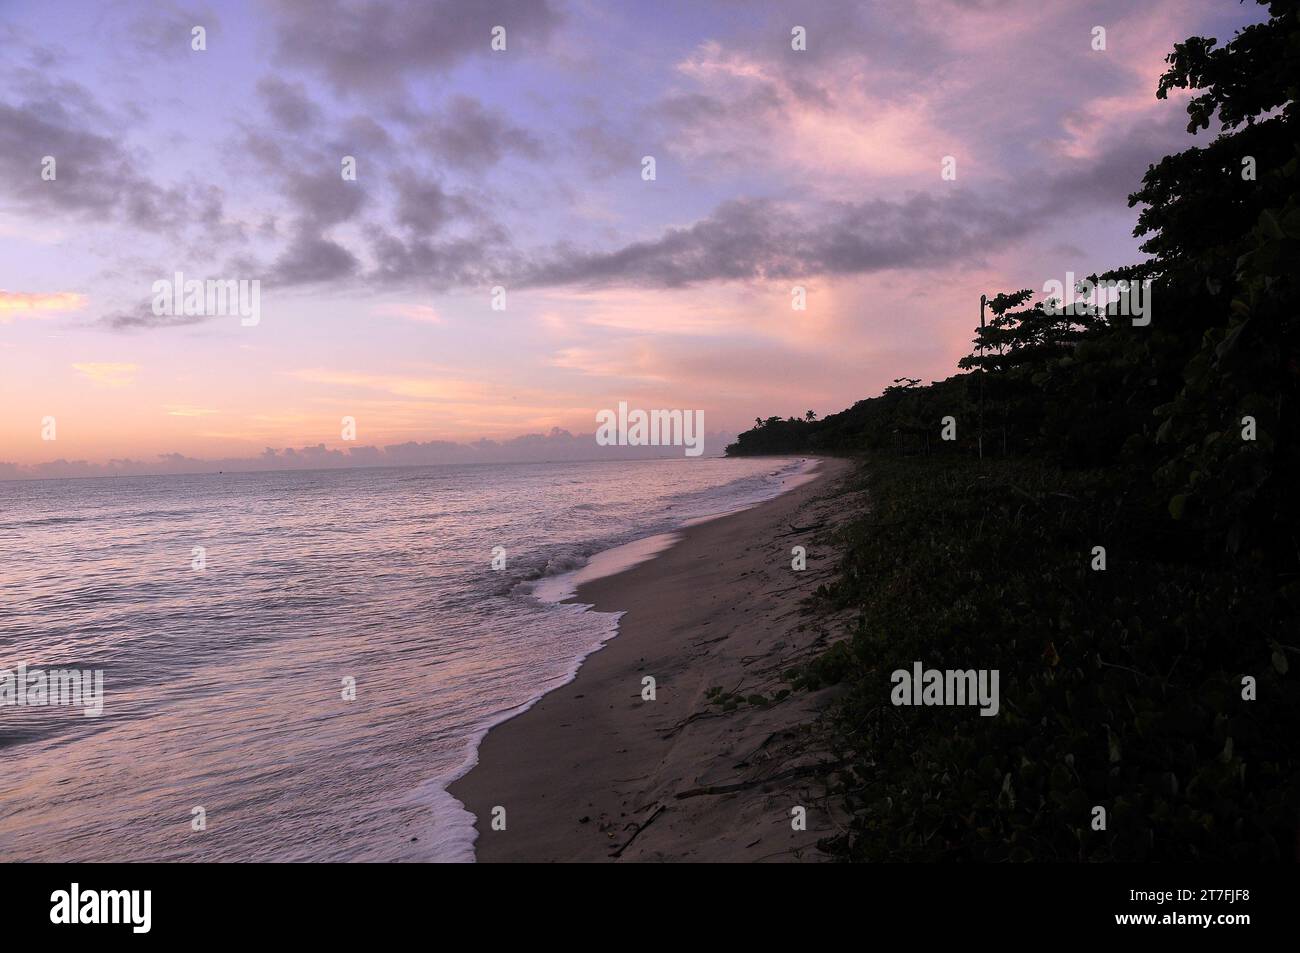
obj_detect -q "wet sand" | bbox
[449,455,856,862]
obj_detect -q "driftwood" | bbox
[609,804,665,858]
[673,762,837,800]
[691,635,730,647]
[657,709,724,738]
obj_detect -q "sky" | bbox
[0,0,1267,478]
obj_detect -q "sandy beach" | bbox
[449,455,857,862]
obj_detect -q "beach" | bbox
[450,455,856,862]
[1,458,819,862]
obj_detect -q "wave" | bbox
[503,456,815,601]
[438,456,818,859]
[4,514,93,528]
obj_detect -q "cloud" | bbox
[286,368,489,401]
[390,170,470,236]
[285,168,366,227]
[0,428,743,481]
[646,31,951,189]
[98,303,210,331]
[1043,108,1194,207]
[0,290,86,322]
[521,191,1030,289]
[72,362,139,387]
[371,303,442,323]
[257,76,321,132]
[0,74,227,235]
[520,97,1205,293]
[216,136,489,292]
[270,225,361,285]
[266,0,563,93]
[363,227,503,288]
[410,96,543,169]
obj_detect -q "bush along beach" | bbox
[730,0,1299,861]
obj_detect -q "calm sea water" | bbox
[0,456,811,862]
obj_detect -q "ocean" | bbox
[0,456,813,862]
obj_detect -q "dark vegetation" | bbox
[729,0,1299,860]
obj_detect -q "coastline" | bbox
[448,455,856,862]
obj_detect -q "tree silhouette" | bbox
[724,0,1300,862]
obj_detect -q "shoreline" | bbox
[448,455,855,862]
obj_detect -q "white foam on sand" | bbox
[440,455,826,861]
[530,530,683,603]
[531,457,822,604]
